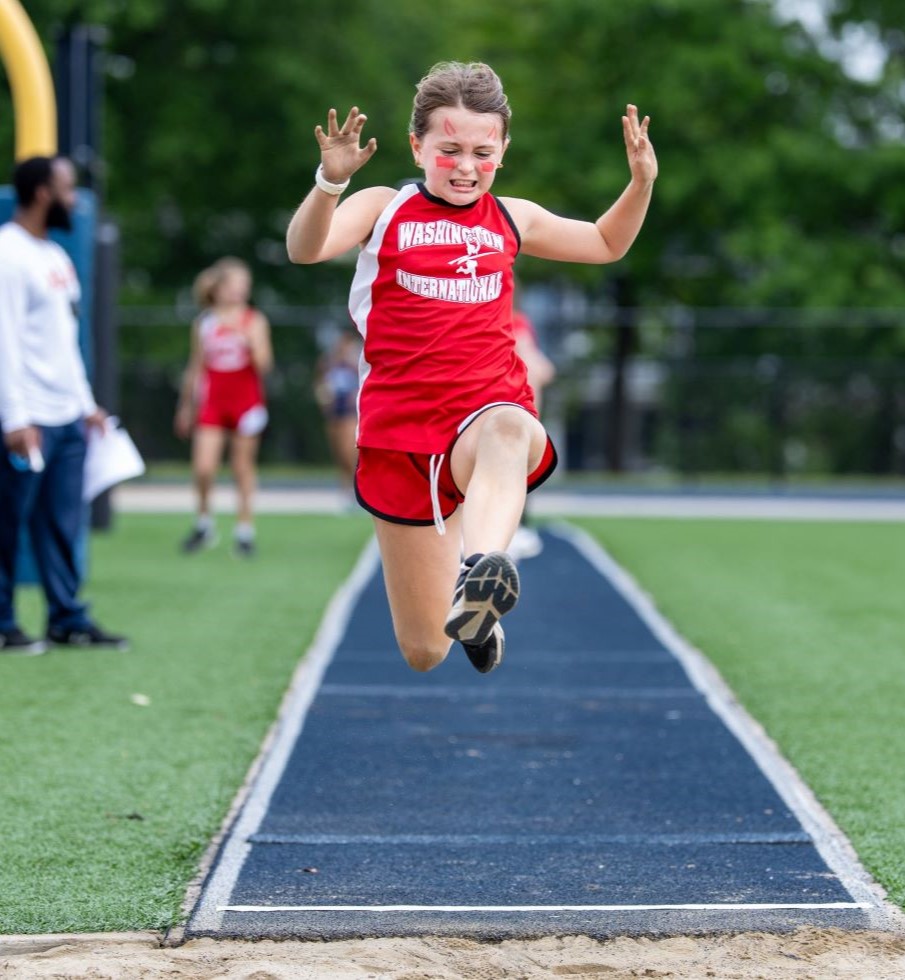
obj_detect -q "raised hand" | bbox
[315,107,378,184]
[622,104,657,185]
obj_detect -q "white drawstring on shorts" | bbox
[429,453,446,536]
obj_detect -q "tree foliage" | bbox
[2,0,905,311]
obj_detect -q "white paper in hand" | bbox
[83,417,146,502]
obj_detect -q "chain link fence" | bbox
[115,295,905,477]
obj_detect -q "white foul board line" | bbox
[218,902,870,914]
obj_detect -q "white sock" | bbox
[197,514,213,532]
[234,522,255,543]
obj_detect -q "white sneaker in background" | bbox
[508,525,544,561]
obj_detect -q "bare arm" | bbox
[174,321,203,437]
[287,186,395,263]
[248,312,274,376]
[286,106,389,263]
[502,105,657,264]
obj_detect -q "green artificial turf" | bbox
[572,517,905,910]
[0,513,371,934]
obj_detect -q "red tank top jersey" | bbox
[349,183,536,454]
[196,308,265,416]
[199,307,256,372]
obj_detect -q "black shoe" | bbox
[233,537,256,559]
[462,621,505,674]
[0,627,47,656]
[444,551,520,646]
[47,622,130,652]
[180,524,218,554]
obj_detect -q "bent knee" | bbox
[397,636,450,672]
[481,408,537,450]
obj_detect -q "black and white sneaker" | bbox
[462,621,505,674]
[444,551,520,647]
[47,622,130,652]
[0,627,47,656]
[233,537,256,559]
[180,524,219,554]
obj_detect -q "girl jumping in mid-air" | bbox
[286,62,657,674]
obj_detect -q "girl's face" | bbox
[410,105,508,205]
[214,267,251,306]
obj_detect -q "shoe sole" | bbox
[1,644,47,656]
[445,551,520,646]
[464,623,505,674]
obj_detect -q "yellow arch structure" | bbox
[0,0,56,159]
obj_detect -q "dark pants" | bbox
[0,420,89,632]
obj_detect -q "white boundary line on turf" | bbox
[185,535,381,935]
[553,522,905,931]
[218,902,870,914]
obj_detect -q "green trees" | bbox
[3,0,903,307]
[4,1,905,470]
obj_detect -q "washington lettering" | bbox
[397,220,505,253]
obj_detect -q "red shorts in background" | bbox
[196,366,267,435]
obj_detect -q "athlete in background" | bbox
[508,300,557,561]
[174,258,273,558]
[314,330,361,509]
[286,62,656,674]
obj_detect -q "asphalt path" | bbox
[187,526,881,940]
[116,480,905,520]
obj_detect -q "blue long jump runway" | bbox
[187,526,878,939]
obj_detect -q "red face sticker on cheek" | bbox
[434,156,456,169]
[478,161,496,173]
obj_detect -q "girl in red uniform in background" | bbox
[174,258,273,557]
[286,62,657,674]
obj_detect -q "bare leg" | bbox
[192,426,226,519]
[229,432,260,525]
[327,417,359,490]
[374,510,463,672]
[450,406,548,557]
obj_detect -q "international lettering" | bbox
[396,270,504,304]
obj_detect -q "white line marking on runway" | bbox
[317,683,699,699]
[218,902,871,913]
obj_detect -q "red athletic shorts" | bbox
[196,368,268,435]
[355,407,558,527]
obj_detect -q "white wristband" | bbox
[315,164,350,196]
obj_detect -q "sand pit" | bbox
[3,928,905,979]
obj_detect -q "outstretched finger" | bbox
[339,106,361,135]
[621,114,636,151]
[626,104,641,142]
[640,115,651,138]
[326,107,341,137]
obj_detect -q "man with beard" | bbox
[0,156,128,654]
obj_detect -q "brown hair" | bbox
[409,62,511,141]
[192,257,250,307]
